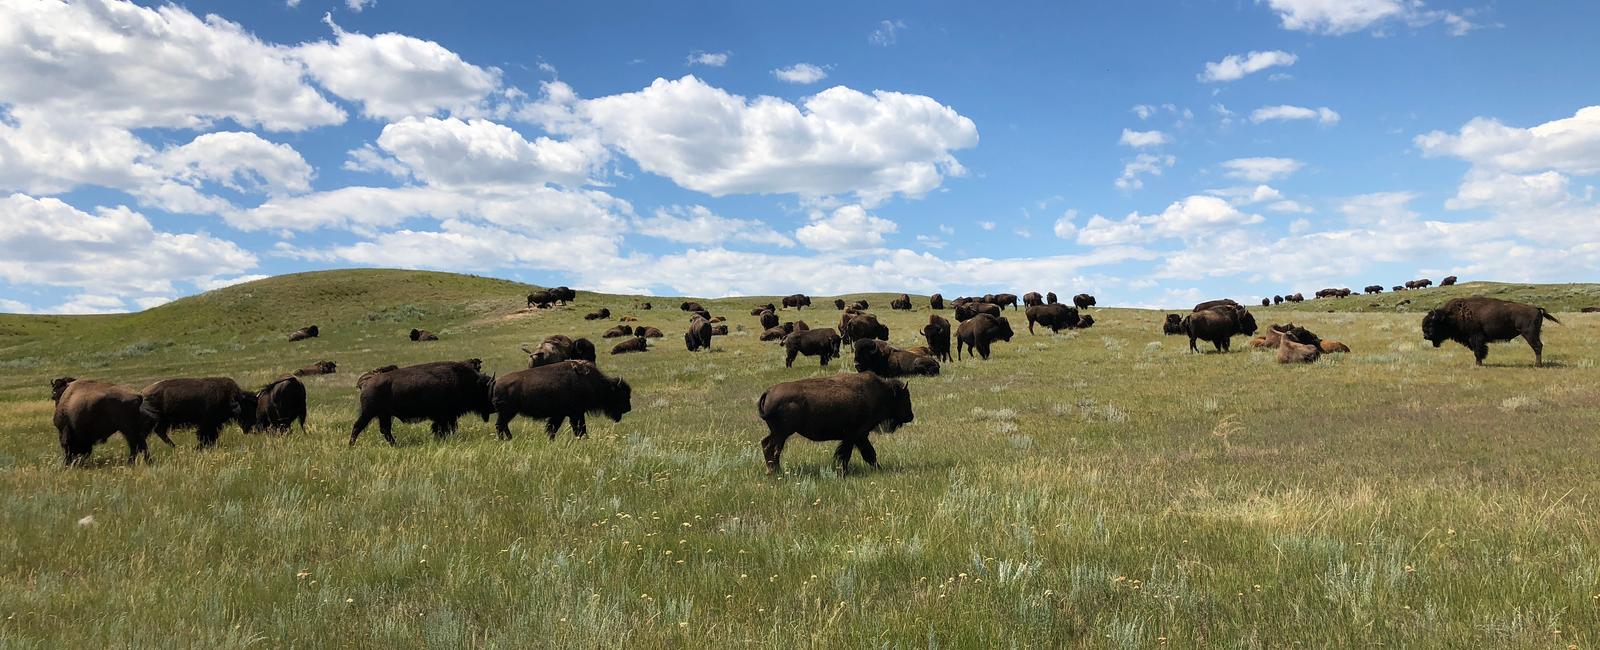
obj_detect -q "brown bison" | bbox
[1405,279,1433,290]
[635,326,664,338]
[53,378,160,466]
[524,335,597,368]
[833,298,847,310]
[784,329,842,367]
[288,325,319,342]
[1273,295,1284,305]
[848,299,870,311]
[954,301,1001,322]
[990,293,1019,310]
[783,294,812,309]
[1073,293,1097,310]
[350,360,494,445]
[1193,299,1241,312]
[1319,340,1351,353]
[1022,292,1044,308]
[1046,291,1058,305]
[751,303,776,316]
[929,293,945,310]
[141,377,258,448]
[853,339,940,377]
[492,360,631,440]
[610,337,647,355]
[890,294,913,310]
[680,301,705,313]
[839,312,889,344]
[584,308,611,321]
[1025,303,1080,334]
[255,375,307,432]
[685,316,714,351]
[1422,297,1560,366]
[1261,298,1271,307]
[1078,314,1095,328]
[1162,313,1184,335]
[956,314,1014,360]
[759,310,780,330]
[1181,305,1257,353]
[1276,331,1321,364]
[1440,275,1458,286]
[603,324,634,338]
[711,324,730,336]
[527,290,557,308]
[756,372,913,475]
[1365,285,1384,294]
[1287,293,1305,302]
[638,302,653,310]
[294,361,338,376]
[760,326,790,341]
[410,329,438,341]
[922,314,952,362]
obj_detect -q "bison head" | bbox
[992,316,1015,341]
[234,390,259,433]
[605,377,632,422]
[1420,309,1451,346]
[50,377,76,402]
[1236,310,1259,336]
[879,379,915,433]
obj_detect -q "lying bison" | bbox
[957,314,1014,360]
[603,325,634,338]
[288,325,319,342]
[784,329,841,367]
[584,308,611,321]
[524,335,597,368]
[610,336,648,355]
[141,377,258,448]
[922,314,952,362]
[685,316,714,351]
[255,375,307,432]
[1181,305,1257,353]
[681,301,705,313]
[751,303,776,316]
[1025,303,1080,334]
[890,294,913,310]
[1276,331,1321,364]
[410,329,438,342]
[760,326,790,341]
[53,378,159,466]
[783,294,812,310]
[756,372,913,475]
[492,360,631,440]
[759,310,780,330]
[635,326,664,338]
[294,361,338,376]
[350,360,493,445]
[1073,293,1097,310]
[1422,297,1560,366]
[853,339,939,377]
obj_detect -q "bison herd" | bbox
[49,281,1568,472]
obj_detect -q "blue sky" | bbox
[2,0,1597,313]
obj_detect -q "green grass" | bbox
[3,270,1600,647]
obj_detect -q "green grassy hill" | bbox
[1254,281,1600,314]
[3,270,1600,647]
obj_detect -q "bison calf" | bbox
[756,373,913,475]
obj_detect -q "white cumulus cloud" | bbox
[772,63,829,84]
[1198,50,1298,82]
[1221,157,1304,182]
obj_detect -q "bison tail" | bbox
[1540,308,1562,325]
[756,390,772,419]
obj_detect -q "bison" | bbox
[1276,331,1321,364]
[1287,293,1305,303]
[1022,292,1044,308]
[685,317,714,351]
[1273,295,1284,305]
[1193,299,1240,312]
[53,378,159,466]
[783,294,812,310]
[756,372,913,475]
[1077,314,1095,329]
[527,290,557,308]
[680,301,705,313]
[1181,305,1257,353]
[294,361,338,376]
[784,329,842,367]
[524,335,597,367]
[1162,313,1184,335]
[584,308,611,321]
[839,313,889,344]
[833,299,847,310]
[1365,285,1385,295]
[760,326,790,341]
[635,326,664,338]
[954,302,1001,322]
[890,294,913,310]
[141,377,258,448]
[759,310,780,330]
[1262,298,1271,307]
[990,293,1019,310]
[1025,303,1080,334]
[255,375,307,433]
[929,293,945,310]
[1073,293,1097,310]
[603,325,634,338]
[1405,279,1433,290]
[350,360,494,445]
[410,329,438,342]
[1046,292,1059,305]
[956,314,1014,360]
[492,360,631,440]
[288,325,319,342]
[853,339,940,377]
[1440,275,1458,286]
[921,314,952,362]
[751,303,776,316]
[1422,297,1560,366]
[1319,340,1351,354]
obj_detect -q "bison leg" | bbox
[349,412,373,446]
[819,353,831,367]
[431,417,457,439]
[64,442,92,467]
[785,349,798,368]
[1027,319,1036,335]
[833,441,855,475]
[1527,332,1544,367]
[494,410,516,440]
[571,413,588,439]
[1470,336,1488,365]
[545,416,566,441]
[760,432,788,475]
[196,425,220,449]
[855,438,879,469]
[977,341,991,360]
[1188,336,1199,353]
[153,423,176,447]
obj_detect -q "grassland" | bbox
[2,270,1599,648]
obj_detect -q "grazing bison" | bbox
[1393,285,1406,292]
[853,339,940,377]
[1276,331,1321,364]
[954,302,1001,322]
[1073,293,1097,310]
[294,361,337,376]
[53,378,159,466]
[1288,293,1305,303]
[141,377,258,448]
[1025,303,1080,334]
[1077,314,1095,329]
[1181,305,1257,353]
[491,361,632,440]
[990,293,1019,310]
[1440,275,1458,286]
[1162,313,1184,335]
[350,360,494,445]
[410,329,438,342]
[891,294,913,310]
[685,316,714,351]
[1193,299,1240,312]
[756,372,913,475]
[956,314,1014,360]
[784,329,842,367]
[1422,297,1560,366]
[759,310,780,330]
[1022,292,1044,308]
[922,315,952,362]
[634,326,663,338]
[584,308,611,321]
[524,335,597,368]
[839,312,889,344]
[1365,285,1384,295]
[783,294,812,310]
[603,325,634,338]
[255,375,307,433]
[1405,279,1433,290]
[288,325,319,342]
[929,293,945,310]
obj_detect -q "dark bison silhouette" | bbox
[492,360,631,440]
[784,329,841,367]
[1182,305,1257,353]
[921,314,952,362]
[350,360,493,445]
[288,325,319,342]
[1422,297,1560,366]
[1073,293,1097,310]
[255,375,307,433]
[141,377,257,448]
[956,313,1014,360]
[756,372,913,475]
